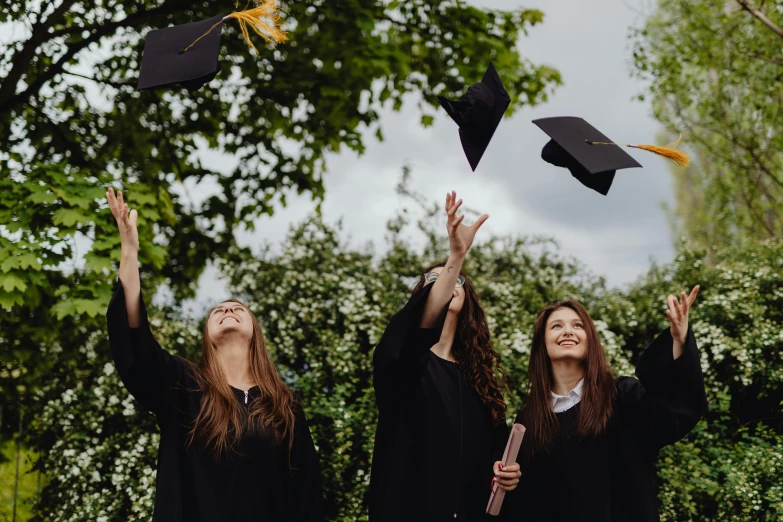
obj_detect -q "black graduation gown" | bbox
[106,279,325,522]
[507,327,708,522]
[369,283,509,522]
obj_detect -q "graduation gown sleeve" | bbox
[106,278,186,420]
[285,403,326,522]
[616,327,708,449]
[372,283,449,409]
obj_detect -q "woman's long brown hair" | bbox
[412,262,507,426]
[519,300,615,460]
[186,298,296,459]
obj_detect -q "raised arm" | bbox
[419,191,487,328]
[107,187,141,326]
[105,187,181,418]
[666,285,699,360]
[617,284,708,449]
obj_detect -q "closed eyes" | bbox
[213,306,246,315]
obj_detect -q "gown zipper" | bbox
[244,390,249,404]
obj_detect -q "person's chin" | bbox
[550,351,585,362]
[448,304,463,314]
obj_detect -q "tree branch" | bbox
[735,0,783,39]
[0,0,191,115]
[0,0,81,106]
[62,70,135,89]
[737,49,783,68]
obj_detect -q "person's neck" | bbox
[550,360,584,396]
[430,312,459,362]
[216,339,254,390]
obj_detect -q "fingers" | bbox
[493,462,521,483]
[471,213,489,231]
[688,285,700,307]
[495,479,520,490]
[667,294,682,323]
[447,198,463,219]
[680,290,688,316]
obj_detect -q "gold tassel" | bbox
[228,0,287,54]
[628,134,689,167]
[586,134,690,167]
[182,0,287,55]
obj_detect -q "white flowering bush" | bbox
[621,242,783,521]
[29,211,783,520]
[29,304,202,521]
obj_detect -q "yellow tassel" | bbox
[627,134,689,167]
[587,134,690,167]
[228,0,287,54]
[182,0,287,55]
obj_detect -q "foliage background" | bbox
[18,189,783,521]
[2,0,783,520]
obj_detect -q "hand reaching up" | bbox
[106,187,139,255]
[666,285,700,346]
[445,191,488,258]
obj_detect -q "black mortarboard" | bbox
[533,116,690,196]
[437,62,511,172]
[533,117,641,195]
[137,2,287,91]
[138,15,225,91]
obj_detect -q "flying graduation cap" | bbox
[137,0,286,91]
[437,62,511,172]
[533,116,690,195]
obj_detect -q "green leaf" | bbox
[28,191,57,204]
[0,273,27,292]
[73,298,107,318]
[1,253,43,272]
[84,253,113,274]
[51,299,77,320]
[52,208,91,227]
[0,290,24,309]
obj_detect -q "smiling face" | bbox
[207,301,254,348]
[427,265,466,314]
[544,307,588,363]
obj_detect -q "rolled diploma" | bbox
[486,423,526,516]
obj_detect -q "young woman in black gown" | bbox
[509,287,707,522]
[369,191,522,522]
[105,188,325,522]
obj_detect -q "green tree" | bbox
[0,0,561,442]
[0,0,561,312]
[631,0,783,251]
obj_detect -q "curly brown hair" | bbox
[412,262,508,426]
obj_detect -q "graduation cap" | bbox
[137,0,286,91]
[533,116,689,195]
[437,62,511,171]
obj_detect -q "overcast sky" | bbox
[186,0,673,312]
[4,0,676,315]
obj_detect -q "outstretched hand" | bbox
[106,187,139,255]
[445,191,488,258]
[666,285,699,345]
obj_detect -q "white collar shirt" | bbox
[550,378,584,413]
